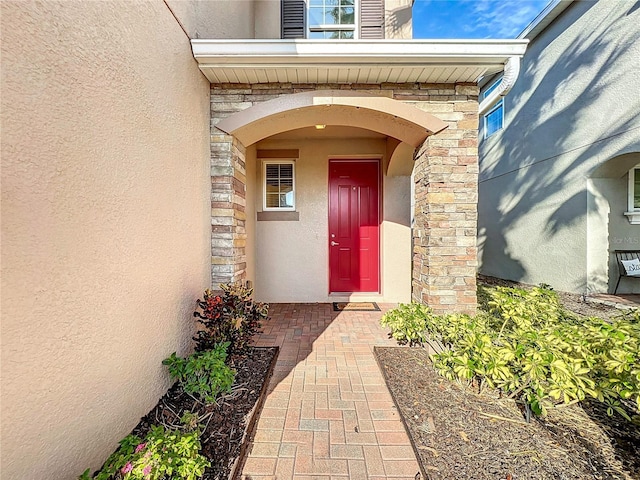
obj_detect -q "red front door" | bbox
[329,160,380,293]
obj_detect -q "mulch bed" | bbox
[129,346,278,480]
[478,275,628,321]
[375,346,640,480]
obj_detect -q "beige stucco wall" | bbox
[254,0,282,39]
[169,0,409,40]
[245,145,258,286]
[1,2,210,479]
[167,0,280,39]
[385,0,413,39]
[252,137,412,303]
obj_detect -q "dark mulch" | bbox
[131,347,278,480]
[375,346,640,480]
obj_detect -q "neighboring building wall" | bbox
[478,0,640,293]
[1,2,210,479]
[210,83,479,313]
[588,152,640,293]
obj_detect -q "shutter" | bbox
[282,0,306,39]
[360,0,384,39]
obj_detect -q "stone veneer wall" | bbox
[210,132,247,285]
[210,83,479,313]
[411,84,479,312]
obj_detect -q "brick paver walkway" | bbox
[242,303,421,480]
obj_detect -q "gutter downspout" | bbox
[478,56,521,116]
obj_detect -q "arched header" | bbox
[215,90,448,147]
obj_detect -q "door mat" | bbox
[333,302,380,312]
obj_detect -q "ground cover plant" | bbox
[80,282,275,480]
[381,284,640,419]
[79,424,209,480]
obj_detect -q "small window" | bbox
[633,167,640,210]
[625,165,640,224]
[308,0,356,39]
[482,79,504,138]
[263,160,296,211]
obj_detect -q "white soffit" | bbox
[191,39,528,85]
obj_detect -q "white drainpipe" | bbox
[478,56,521,116]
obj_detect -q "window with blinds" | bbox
[309,0,356,39]
[627,166,640,212]
[264,161,296,211]
[281,0,384,39]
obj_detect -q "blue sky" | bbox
[413,0,551,39]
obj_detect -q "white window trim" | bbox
[482,78,504,139]
[483,99,504,139]
[262,159,296,212]
[307,0,359,39]
[624,164,640,224]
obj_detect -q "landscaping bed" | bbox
[376,346,640,480]
[81,283,276,480]
[132,347,278,480]
[377,280,640,480]
[478,275,625,321]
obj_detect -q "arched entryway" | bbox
[209,85,481,314]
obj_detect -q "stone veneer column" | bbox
[210,129,247,286]
[409,84,479,314]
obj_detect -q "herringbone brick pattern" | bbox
[241,303,421,480]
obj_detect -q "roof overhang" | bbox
[191,39,529,85]
[519,0,574,40]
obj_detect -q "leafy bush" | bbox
[163,342,235,404]
[193,282,268,355]
[381,285,640,418]
[79,425,209,480]
[380,302,432,346]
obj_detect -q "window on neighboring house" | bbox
[308,0,356,39]
[482,79,504,138]
[264,161,296,211]
[625,165,640,224]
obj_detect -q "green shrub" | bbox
[381,285,640,418]
[79,425,209,480]
[163,342,235,404]
[193,282,268,355]
[380,302,432,346]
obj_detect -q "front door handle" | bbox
[331,241,340,246]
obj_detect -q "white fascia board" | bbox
[518,0,574,40]
[191,39,529,68]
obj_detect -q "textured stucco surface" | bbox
[588,152,640,293]
[478,0,640,293]
[385,0,413,39]
[166,0,280,40]
[252,137,412,303]
[1,2,210,478]
[168,0,407,40]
